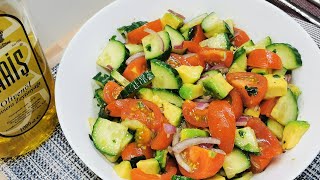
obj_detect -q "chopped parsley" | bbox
[273,74,281,78]
[245,85,258,96]
[146,44,152,51]
[238,130,246,138]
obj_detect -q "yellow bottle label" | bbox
[0,15,50,137]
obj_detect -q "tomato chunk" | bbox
[233,28,250,47]
[208,100,236,154]
[247,49,282,70]
[127,19,163,44]
[182,100,208,128]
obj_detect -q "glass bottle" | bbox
[0,0,58,158]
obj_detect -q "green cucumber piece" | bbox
[266,43,302,70]
[180,13,208,33]
[111,70,130,87]
[235,127,260,153]
[119,71,154,98]
[164,25,186,54]
[92,72,112,87]
[92,118,128,156]
[199,33,231,50]
[151,59,182,89]
[223,149,250,179]
[142,30,171,60]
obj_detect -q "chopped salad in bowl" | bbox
[88,10,309,180]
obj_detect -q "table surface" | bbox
[1,0,320,179]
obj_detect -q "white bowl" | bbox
[55,0,320,179]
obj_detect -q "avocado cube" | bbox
[136,158,160,175]
[179,83,204,100]
[203,73,233,99]
[176,65,204,84]
[243,106,260,117]
[264,74,288,99]
[209,174,227,180]
[180,128,209,141]
[113,161,132,179]
[282,120,310,150]
[267,118,284,140]
[163,101,182,127]
[288,84,301,99]
[161,12,184,29]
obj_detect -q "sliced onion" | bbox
[285,74,292,83]
[183,53,197,59]
[125,52,145,65]
[168,9,186,20]
[194,95,213,103]
[210,64,227,70]
[195,102,209,110]
[172,137,220,153]
[236,115,250,126]
[106,65,113,71]
[211,148,226,155]
[174,44,184,49]
[205,64,212,72]
[144,28,164,52]
[174,153,192,172]
[172,128,181,146]
[198,143,214,149]
[163,123,176,135]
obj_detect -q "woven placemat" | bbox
[1,3,320,180]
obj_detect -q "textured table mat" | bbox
[1,1,320,180]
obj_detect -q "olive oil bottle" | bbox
[0,0,58,158]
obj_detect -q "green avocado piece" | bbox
[136,158,160,175]
[179,83,204,100]
[282,120,310,150]
[180,128,209,141]
[202,73,233,99]
[113,161,132,179]
[163,101,182,127]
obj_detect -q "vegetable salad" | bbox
[89,10,309,180]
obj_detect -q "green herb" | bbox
[245,85,258,96]
[117,21,148,38]
[146,44,152,51]
[272,49,277,53]
[137,101,145,108]
[238,130,246,138]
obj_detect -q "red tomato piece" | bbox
[179,146,225,179]
[191,25,206,43]
[103,81,123,104]
[182,100,208,128]
[229,89,243,120]
[131,168,161,180]
[247,49,283,70]
[226,72,268,108]
[121,142,153,161]
[123,56,147,81]
[151,123,173,150]
[233,28,250,47]
[127,19,163,44]
[246,117,283,173]
[260,98,279,118]
[207,100,236,154]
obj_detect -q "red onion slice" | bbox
[168,9,186,20]
[174,44,184,49]
[195,102,209,110]
[211,148,226,155]
[236,115,250,126]
[172,137,220,153]
[285,74,292,83]
[144,28,164,52]
[172,128,181,146]
[183,53,197,59]
[125,52,145,65]
[163,123,176,135]
[174,152,192,172]
[210,64,227,70]
[106,65,113,71]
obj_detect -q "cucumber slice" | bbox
[97,39,129,70]
[105,132,133,162]
[164,25,186,54]
[201,12,228,38]
[271,89,298,125]
[125,44,144,56]
[94,88,106,107]
[152,89,183,107]
[240,40,255,54]
[92,118,128,156]
[229,47,247,73]
[180,13,208,33]
[111,70,130,87]
[151,59,182,89]
[235,127,260,153]
[119,71,155,98]
[182,27,195,40]
[92,72,112,87]
[199,33,231,50]
[142,30,171,60]
[225,19,235,37]
[266,43,302,70]
[255,36,272,49]
[223,148,250,179]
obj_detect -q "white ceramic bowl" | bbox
[55,0,320,179]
